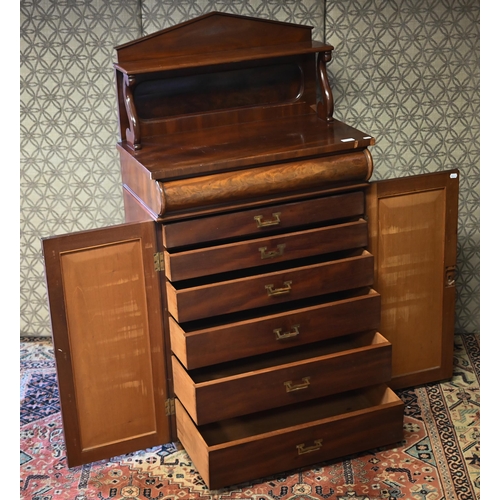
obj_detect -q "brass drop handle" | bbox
[274,324,300,340]
[259,243,286,260]
[284,376,311,392]
[297,439,323,455]
[265,281,292,296]
[254,212,281,228]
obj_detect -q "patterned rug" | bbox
[20,334,480,500]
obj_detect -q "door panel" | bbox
[367,170,459,389]
[42,222,171,467]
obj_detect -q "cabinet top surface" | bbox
[118,116,374,180]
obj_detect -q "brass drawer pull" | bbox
[259,243,286,259]
[284,376,311,392]
[265,281,292,296]
[274,324,300,340]
[254,212,281,228]
[297,439,323,455]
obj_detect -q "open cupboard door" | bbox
[366,170,459,389]
[42,222,172,467]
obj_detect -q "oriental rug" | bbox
[20,334,480,500]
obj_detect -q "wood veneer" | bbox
[367,170,459,389]
[42,223,170,467]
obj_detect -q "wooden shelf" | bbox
[114,41,332,75]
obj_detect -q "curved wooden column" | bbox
[317,51,334,123]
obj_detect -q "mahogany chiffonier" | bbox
[42,12,459,490]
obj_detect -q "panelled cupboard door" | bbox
[366,170,459,389]
[42,222,171,467]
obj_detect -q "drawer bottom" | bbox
[176,385,404,490]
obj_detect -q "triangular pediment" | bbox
[115,12,314,63]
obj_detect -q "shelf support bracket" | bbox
[317,50,334,123]
[123,73,142,150]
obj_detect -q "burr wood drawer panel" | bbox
[162,191,365,249]
[170,288,381,369]
[166,249,374,323]
[155,151,372,214]
[165,219,368,281]
[175,385,404,490]
[172,332,392,425]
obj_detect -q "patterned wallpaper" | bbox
[140,0,325,34]
[20,0,142,335]
[325,0,480,334]
[20,0,479,336]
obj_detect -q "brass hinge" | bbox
[165,398,176,416]
[154,252,165,272]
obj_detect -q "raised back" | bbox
[115,12,314,63]
[113,12,334,151]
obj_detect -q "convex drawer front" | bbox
[166,249,374,323]
[170,288,381,369]
[172,331,392,425]
[175,385,404,490]
[162,191,365,249]
[165,218,367,281]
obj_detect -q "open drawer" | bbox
[175,384,404,490]
[164,218,368,281]
[170,288,381,369]
[172,331,392,424]
[166,249,374,323]
[162,191,365,248]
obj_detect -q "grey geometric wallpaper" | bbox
[20,0,141,336]
[325,0,480,334]
[139,0,325,34]
[20,0,479,336]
